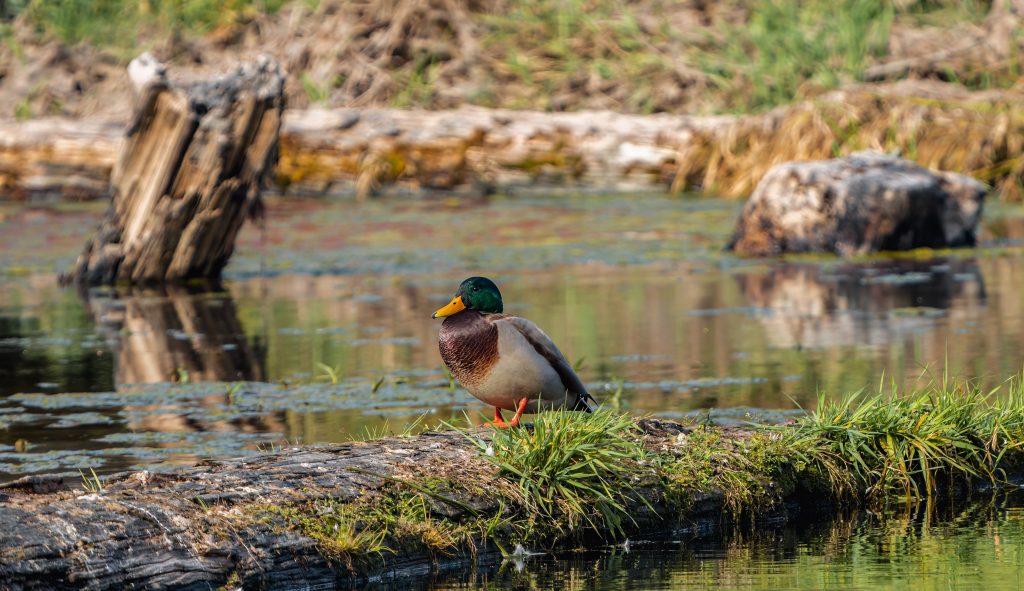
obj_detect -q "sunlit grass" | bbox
[478,0,684,113]
[787,374,1024,501]
[698,0,893,112]
[79,467,103,493]
[16,0,289,47]
[463,409,648,538]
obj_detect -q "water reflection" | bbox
[0,287,281,479]
[0,275,113,395]
[0,258,1005,481]
[88,286,266,386]
[426,495,1024,591]
[736,260,986,349]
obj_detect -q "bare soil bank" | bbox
[1,0,1020,119]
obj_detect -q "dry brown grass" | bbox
[676,84,1024,200]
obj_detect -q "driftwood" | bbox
[4,81,1024,202]
[62,55,284,286]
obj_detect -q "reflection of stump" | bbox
[63,54,284,286]
[91,287,265,386]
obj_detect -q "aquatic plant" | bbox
[314,362,342,385]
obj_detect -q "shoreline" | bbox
[1,81,1021,203]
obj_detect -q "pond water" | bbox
[2,193,1024,481]
[427,495,1024,591]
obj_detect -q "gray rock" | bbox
[727,151,987,256]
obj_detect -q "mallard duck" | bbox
[432,277,595,428]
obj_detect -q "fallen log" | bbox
[61,54,284,286]
[4,82,1024,203]
[0,410,1019,590]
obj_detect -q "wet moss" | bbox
[250,487,482,570]
[216,570,242,591]
[658,429,802,516]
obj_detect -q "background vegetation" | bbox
[0,0,1013,114]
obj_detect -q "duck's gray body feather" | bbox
[439,311,594,413]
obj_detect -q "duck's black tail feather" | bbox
[574,391,596,413]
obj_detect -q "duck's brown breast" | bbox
[438,311,499,390]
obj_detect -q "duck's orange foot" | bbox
[485,406,510,429]
[506,398,529,428]
[484,400,529,429]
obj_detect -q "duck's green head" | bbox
[432,276,503,318]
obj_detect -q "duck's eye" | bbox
[472,286,479,292]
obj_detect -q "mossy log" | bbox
[0,419,1011,590]
[0,422,751,590]
[62,55,284,286]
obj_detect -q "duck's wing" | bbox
[496,315,596,412]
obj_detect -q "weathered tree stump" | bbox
[726,151,987,257]
[62,54,284,286]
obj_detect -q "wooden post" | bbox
[62,54,284,286]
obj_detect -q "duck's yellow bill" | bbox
[432,295,466,318]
